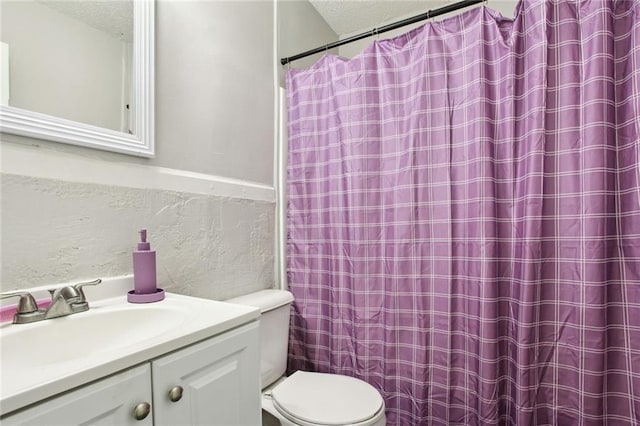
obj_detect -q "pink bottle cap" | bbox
[137,229,151,251]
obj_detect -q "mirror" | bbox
[0,0,154,157]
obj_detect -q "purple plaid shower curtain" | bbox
[285,1,640,424]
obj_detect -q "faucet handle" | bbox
[50,286,82,303]
[0,291,39,314]
[73,279,102,302]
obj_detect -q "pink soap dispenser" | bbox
[128,229,165,303]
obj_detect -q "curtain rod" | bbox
[281,0,485,66]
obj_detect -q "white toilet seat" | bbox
[270,371,385,426]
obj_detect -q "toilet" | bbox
[228,290,386,426]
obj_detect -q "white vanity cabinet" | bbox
[1,322,260,426]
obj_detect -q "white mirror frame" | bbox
[0,0,155,157]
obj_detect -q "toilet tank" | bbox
[227,289,294,389]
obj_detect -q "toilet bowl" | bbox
[263,371,386,426]
[228,290,386,426]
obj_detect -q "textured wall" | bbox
[1,174,274,300]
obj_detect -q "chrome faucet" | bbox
[0,279,101,324]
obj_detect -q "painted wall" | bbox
[0,0,277,300]
[1,1,129,132]
[278,0,338,85]
[338,0,520,58]
[155,0,275,184]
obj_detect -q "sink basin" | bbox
[2,304,189,366]
[0,277,260,416]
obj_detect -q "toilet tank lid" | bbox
[226,289,294,313]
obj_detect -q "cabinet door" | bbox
[2,364,152,426]
[152,321,261,426]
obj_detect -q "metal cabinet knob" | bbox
[133,402,151,421]
[169,385,184,402]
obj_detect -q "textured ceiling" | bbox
[309,0,455,36]
[38,0,133,42]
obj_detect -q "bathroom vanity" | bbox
[0,277,261,425]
